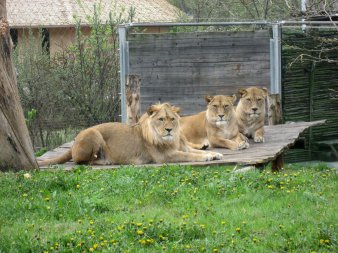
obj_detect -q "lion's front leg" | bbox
[182,143,223,160]
[232,133,250,150]
[253,128,265,143]
[166,150,222,163]
[187,141,209,150]
[209,136,241,150]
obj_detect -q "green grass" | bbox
[0,164,337,253]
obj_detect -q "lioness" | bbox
[180,95,249,150]
[38,103,222,166]
[236,87,268,142]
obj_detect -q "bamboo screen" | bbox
[282,28,338,162]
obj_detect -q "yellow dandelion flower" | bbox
[23,173,31,179]
[93,243,99,249]
[324,239,330,244]
[213,249,219,253]
[89,248,94,252]
[76,184,80,189]
[200,224,205,229]
[236,227,241,232]
[136,223,143,227]
[136,230,144,235]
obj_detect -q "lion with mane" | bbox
[38,103,222,166]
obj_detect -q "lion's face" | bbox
[238,87,268,118]
[144,103,181,144]
[205,95,237,126]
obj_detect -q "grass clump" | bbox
[0,164,337,252]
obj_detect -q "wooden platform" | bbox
[37,120,326,170]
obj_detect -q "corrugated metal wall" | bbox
[282,28,338,162]
[128,30,270,116]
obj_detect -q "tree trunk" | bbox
[0,0,38,171]
[125,75,141,125]
[268,94,283,125]
[268,94,284,172]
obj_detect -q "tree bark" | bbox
[125,75,141,125]
[0,0,38,171]
[268,94,284,172]
[268,94,283,125]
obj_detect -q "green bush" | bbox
[14,6,133,149]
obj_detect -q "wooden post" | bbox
[268,94,284,172]
[0,0,38,171]
[125,75,141,125]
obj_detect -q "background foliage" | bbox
[14,8,132,149]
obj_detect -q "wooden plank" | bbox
[37,120,326,170]
[128,31,271,117]
[128,31,270,42]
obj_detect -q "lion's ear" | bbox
[171,106,181,115]
[261,87,269,97]
[147,105,159,116]
[238,88,248,98]
[204,95,214,104]
[231,94,237,104]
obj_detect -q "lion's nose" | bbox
[165,128,172,133]
[252,108,258,112]
[218,114,224,119]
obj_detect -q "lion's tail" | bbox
[38,149,72,166]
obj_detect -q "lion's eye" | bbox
[171,118,175,121]
[213,105,218,108]
[224,105,229,109]
[257,98,262,102]
[158,118,164,122]
[246,98,251,102]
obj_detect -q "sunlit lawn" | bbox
[0,163,337,252]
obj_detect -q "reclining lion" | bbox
[180,95,249,150]
[38,103,222,166]
[236,87,268,142]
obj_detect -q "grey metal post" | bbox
[270,38,275,93]
[118,26,129,123]
[270,23,282,95]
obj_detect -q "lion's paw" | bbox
[204,153,214,161]
[212,152,223,160]
[254,136,264,143]
[238,141,250,150]
[201,143,209,150]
